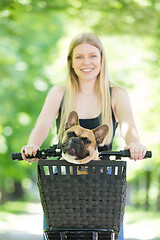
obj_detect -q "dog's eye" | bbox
[81,137,91,145]
[67,131,77,138]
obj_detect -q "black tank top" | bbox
[56,90,118,151]
[79,112,118,152]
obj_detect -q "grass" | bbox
[0,201,29,214]
[125,205,160,224]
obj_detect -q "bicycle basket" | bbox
[37,160,127,239]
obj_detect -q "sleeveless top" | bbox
[56,90,118,152]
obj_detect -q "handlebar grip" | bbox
[120,150,152,158]
[12,153,23,160]
[12,151,42,161]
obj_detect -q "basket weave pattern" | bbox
[37,160,127,239]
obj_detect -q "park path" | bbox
[0,202,160,240]
[0,202,43,240]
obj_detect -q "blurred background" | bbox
[0,0,160,239]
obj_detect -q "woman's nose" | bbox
[83,57,90,64]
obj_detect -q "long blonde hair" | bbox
[58,33,113,145]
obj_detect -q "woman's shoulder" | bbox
[49,85,65,94]
[44,85,65,107]
[48,85,65,99]
[111,86,129,107]
[111,86,130,122]
[111,86,128,98]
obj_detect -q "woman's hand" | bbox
[124,143,147,161]
[21,144,40,163]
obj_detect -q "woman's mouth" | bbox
[81,68,94,73]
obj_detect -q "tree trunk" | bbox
[135,179,140,208]
[157,172,160,212]
[145,171,151,211]
[12,181,24,200]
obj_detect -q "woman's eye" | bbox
[91,55,97,58]
[76,56,82,59]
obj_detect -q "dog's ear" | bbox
[65,111,79,130]
[93,125,109,145]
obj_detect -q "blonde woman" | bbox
[21,33,147,239]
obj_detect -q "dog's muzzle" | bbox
[62,137,90,159]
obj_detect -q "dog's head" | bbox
[61,111,108,164]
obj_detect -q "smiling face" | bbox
[72,43,101,82]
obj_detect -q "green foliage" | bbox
[0,0,160,208]
[0,6,64,200]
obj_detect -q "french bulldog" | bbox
[61,111,108,165]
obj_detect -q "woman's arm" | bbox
[21,85,65,161]
[112,87,147,160]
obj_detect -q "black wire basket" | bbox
[37,159,127,239]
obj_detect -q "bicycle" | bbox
[12,146,152,240]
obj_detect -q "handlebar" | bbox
[12,145,62,161]
[99,150,152,159]
[12,145,152,161]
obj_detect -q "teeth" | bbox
[81,69,93,72]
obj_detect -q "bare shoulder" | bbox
[49,85,65,97]
[42,85,65,113]
[112,86,129,105]
[47,85,65,102]
[111,86,133,122]
[111,86,131,122]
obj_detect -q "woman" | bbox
[21,33,147,239]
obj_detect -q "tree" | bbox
[0,0,159,206]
